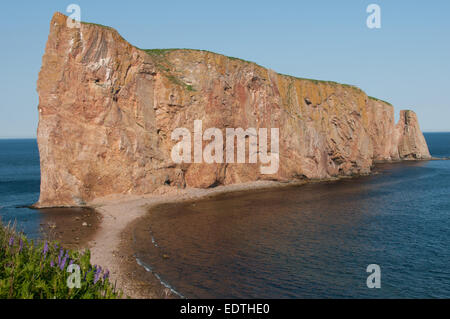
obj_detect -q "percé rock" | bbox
[35,13,431,207]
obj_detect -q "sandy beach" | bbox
[84,180,316,298]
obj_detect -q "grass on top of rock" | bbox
[143,48,257,65]
[140,49,196,92]
[77,19,392,105]
[81,21,115,30]
[0,220,122,299]
[142,48,369,95]
[368,96,393,106]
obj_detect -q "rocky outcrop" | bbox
[395,110,431,160]
[35,13,430,207]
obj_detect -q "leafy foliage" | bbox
[0,221,121,299]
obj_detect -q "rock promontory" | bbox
[35,13,431,207]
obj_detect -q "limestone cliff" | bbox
[35,13,431,207]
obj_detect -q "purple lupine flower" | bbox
[50,259,54,267]
[94,267,102,284]
[43,241,48,256]
[60,256,68,270]
[69,259,74,266]
[8,236,14,247]
[60,252,69,270]
[103,269,110,280]
[58,248,64,265]
[54,243,58,249]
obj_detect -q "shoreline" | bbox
[37,207,101,251]
[83,159,437,298]
[87,180,308,298]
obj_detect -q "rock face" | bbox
[395,110,431,159]
[35,13,431,207]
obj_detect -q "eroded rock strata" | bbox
[36,13,431,207]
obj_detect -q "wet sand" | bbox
[87,180,311,298]
[37,207,101,250]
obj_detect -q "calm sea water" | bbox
[1,134,449,298]
[133,133,450,298]
[0,139,42,238]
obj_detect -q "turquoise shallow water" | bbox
[132,133,450,298]
[1,134,449,298]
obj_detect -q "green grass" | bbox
[142,48,179,56]
[368,96,393,106]
[142,47,393,102]
[80,19,391,105]
[143,48,366,94]
[165,75,195,92]
[80,21,114,30]
[278,73,365,93]
[140,49,197,92]
[143,48,260,68]
[0,221,121,299]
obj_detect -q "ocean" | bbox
[1,133,449,298]
[0,139,41,238]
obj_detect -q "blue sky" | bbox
[0,0,449,138]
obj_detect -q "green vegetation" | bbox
[166,74,194,91]
[142,49,175,71]
[143,48,256,65]
[143,48,365,94]
[279,74,338,85]
[219,54,257,65]
[81,21,114,30]
[80,20,116,30]
[79,19,391,105]
[278,73,365,94]
[143,48,179,56]
[140,49,197,92]
[0,221,121,299]
[368,96,393,106]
